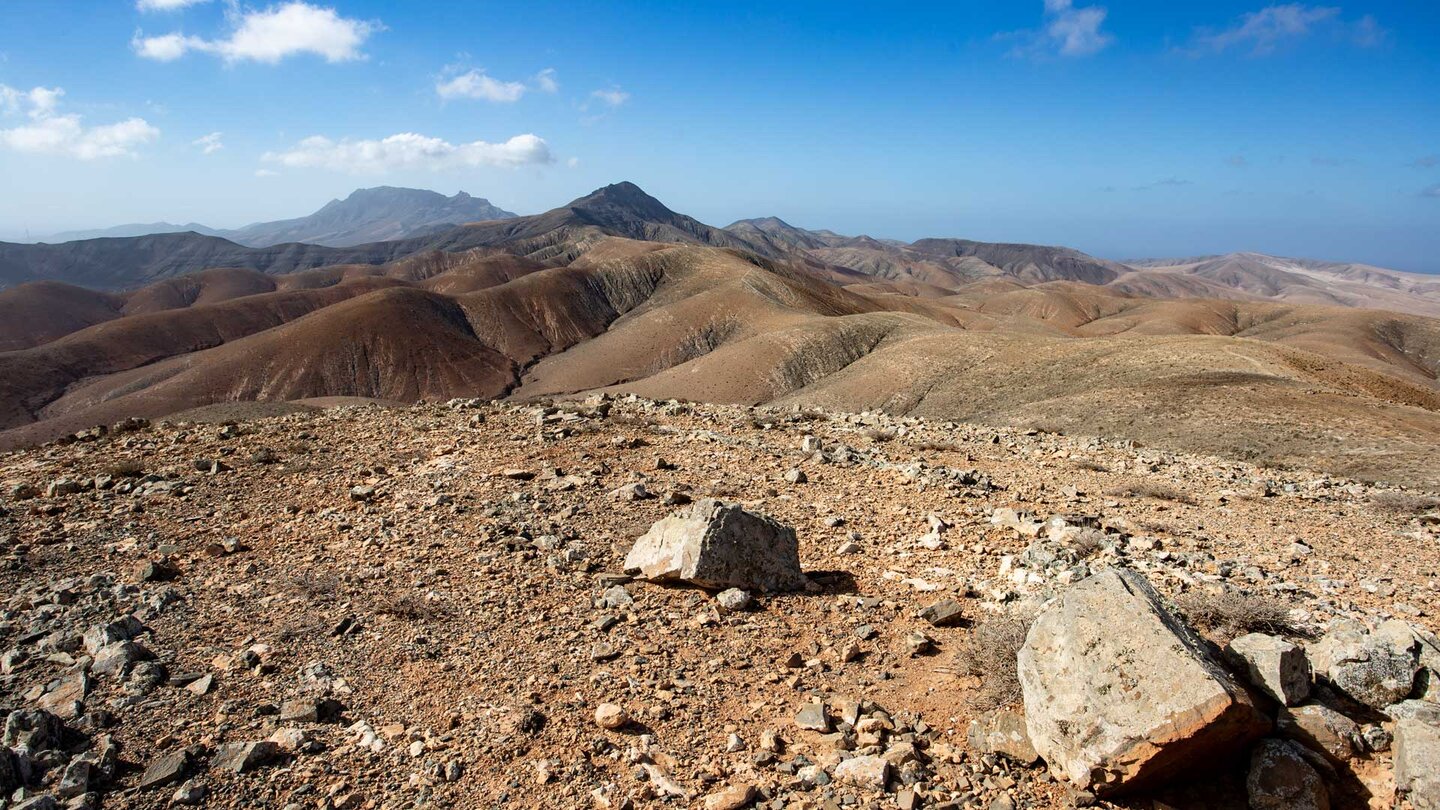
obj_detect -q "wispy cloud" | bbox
[1133,177,1192,191]
[435,68,559,103]
[1422,183,1440,199]
[1410,155,1439,169]
[193,131,223,154]
[1001,0,1115,58]
[1225,154,1249,168]
[261,132,553,173]
[134,2,381,64]
[0,84,159,160]
[589,87,630,108]
[136,0,210,10]
[1182,4,1384,56]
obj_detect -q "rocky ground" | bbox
[1,396,1438,810]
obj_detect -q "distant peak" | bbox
[569,182,674,218]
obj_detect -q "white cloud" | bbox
[1187,4,1341,55]
[194,131,224,154]
[136,0,210,11]
[435,67,559,102]
[566,156,580,169]
[134,2,380,64]
[590,87,629,107]
[1004,0,1114,58]
[262,132,553,173]
[0,84,159,160]
[255,168,279,177]
[436,70,526,102]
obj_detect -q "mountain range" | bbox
[39,186,516,248]
[1,182,1437,487]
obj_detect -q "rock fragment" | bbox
[1226,633,1312,706]
[1018,569,1269,795]
[1246,739,1330,810]
[623,499,807,592]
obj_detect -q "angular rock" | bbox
[704,784,756,810]
[139,749,190,790]
[918,598,966,627]
[1226,633,1311,706]
[1247,739,1330,810]
[1017,569,1270,795]
[715,588,752,613]
[210,740,279,773]
[623,499,807,592]
[794,702,829,732]
[833,755,888,789]
[1392,700,1440,810]
[4,709,66,751]
[1275,703,1361,762]
[1309,618,1419,711]
[967,708,1039,764]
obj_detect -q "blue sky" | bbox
[1,1,1437,271]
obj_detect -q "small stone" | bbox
[139,750,191,790]
[1276,703,1360,762]
[171,779,208,806]
[210,741,279,773]
[1247,739,1330,810]
[918,599,966,627]
[1226,633,1312,706]
[349,485,376,502]
[833,754,888,789]
[968,708,1040,765]
[794,702,829,732]
[715,589,752,613]
[703,784,756,810]
[594,703,629,730]
[502,469,536,481]
[279,698,319,723]
[903,631,934,657]
[783,468,807,484]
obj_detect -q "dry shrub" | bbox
[953,611,1035,712]
[1368,491,1440,515]
[915,439,960,453]
[1174,590,1300,644]
[863,428,897,443]
[1108,481,1196,506]
[375,594,451,622]
[1072,459,1109,473]
[289,571,341,603]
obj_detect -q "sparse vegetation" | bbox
[952,611,1035,711]
[1368,490,1440,515]
[863,427,897,443]
[1072,459,1109,473]
[1107,481,1197,506]
[1174,590,1302,644]
[289,570,341,603]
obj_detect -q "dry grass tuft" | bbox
[1174,590,1301,644]
[375,594,451,622]
[952,611,1034,712]
[863,428,897,443]
[1072,459,1109,473]
[1108,481,1196,506]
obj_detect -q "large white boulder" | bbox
[1018,569,1269,795]
[623,499,807,592]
